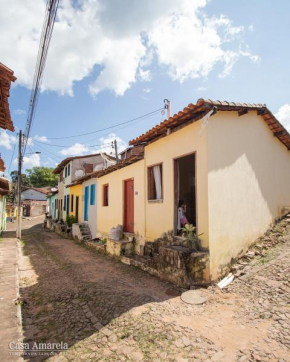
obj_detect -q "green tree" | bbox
[26,167,58,187]
[10,171,31,187]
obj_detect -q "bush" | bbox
[66,215,76,227]
[182,224,202,251]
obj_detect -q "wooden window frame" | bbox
[103,184,109,206]
[147,163,163,202]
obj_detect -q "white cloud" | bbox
[275,104,290,132]
[59,143,89,156]
[34,135,50,143]
[143,87,152,93]
[23,153,41,168]
[197,86,207,91]
[139,69,152,82]
[58,133,127,158]
[0,0,258,96]
[14,109,26,115]
[96,133,127,155]
[148,7,257,83]
[0,130,17,149]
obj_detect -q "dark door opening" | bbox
[76,196,79,223]
[174,153,196,234]
[124,179,134,233]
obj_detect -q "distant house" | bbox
[53,153,115,222]
[46,188,58,220]
[22,187,50,217]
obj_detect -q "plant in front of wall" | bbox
[182,224,202,251]
[66,215,76,227]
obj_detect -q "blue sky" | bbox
[1,0,290,174]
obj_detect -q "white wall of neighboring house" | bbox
[22,189,47,201]
[207,111,290,279]
[63,161,72,221]
[82,178,97,239]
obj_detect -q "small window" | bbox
[65,167,67,178]
[68,164,70,176]
[148,164,163,200]
[85,163,94,174]
[103,184,109,206]
[71,194,74,212]
[90,184,96,205]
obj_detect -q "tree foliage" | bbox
[26,167,58,188]
[10,167,58,188]
[10,171,31,186]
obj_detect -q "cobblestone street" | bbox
[7,217,290,361]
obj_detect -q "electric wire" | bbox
[32,108,164,150]
[33,140,113,148]
[43,107,164,140]
[29,142,60,164]
[22,0,60,155]
[7,139,17,174]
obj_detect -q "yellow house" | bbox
[67,183,83,223]
[96,98,290,283]
[96,154,145,253]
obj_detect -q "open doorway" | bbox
[174,153,196,235]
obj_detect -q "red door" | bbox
[124,179,134,233]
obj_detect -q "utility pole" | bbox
[113,139,119,163]
[164,99,171,119]
[16,130,22,239]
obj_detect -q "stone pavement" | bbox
[0,233,22,362]
[7,216,290,362]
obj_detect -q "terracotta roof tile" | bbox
[129,98,290,150]
[0,63,16,132]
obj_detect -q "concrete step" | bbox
[81,230,91,236]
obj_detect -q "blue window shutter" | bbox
[68,164,70,176]
[90,184,95,205]
[65,167,67,178]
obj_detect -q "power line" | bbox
[33,139,112,148]
[29,142,61,163]
[22,0,60,155]
[31,142,61,160]
[43,107,164,140]
[87,109,164,143]
[7,139,17,174]
[31,107,164,150]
